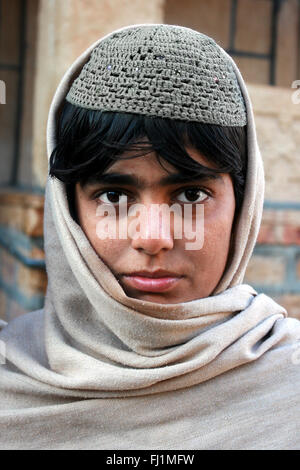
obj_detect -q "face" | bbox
[75,148,236,304]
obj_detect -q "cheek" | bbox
[183,199,235,290]
[202,194,235,255]
[78,203,128,263]
[206,207,234,240]
[190,191,235,255]
[93,238,125,264]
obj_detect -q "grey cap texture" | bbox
[66,24,247,126]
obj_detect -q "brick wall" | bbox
[244,84,300,320]
[0,189,46,322]
[244,204,300,319]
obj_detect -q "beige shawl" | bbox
[0,24,300,450]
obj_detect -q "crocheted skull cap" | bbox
[66,24,247,126]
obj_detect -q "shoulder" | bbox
[0,309,46,366]
[0,309,44,337]
[0,319,8,331]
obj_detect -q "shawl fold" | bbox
[0,24,300,450]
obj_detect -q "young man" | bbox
[50,102,243,304]
[0,24,299,450]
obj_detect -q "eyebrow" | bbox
[82,171,223,189]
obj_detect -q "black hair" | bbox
[49,101,247,225]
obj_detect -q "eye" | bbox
[97,190,128,204]
[176,188,209,203]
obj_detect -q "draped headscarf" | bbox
[0,24,300,450]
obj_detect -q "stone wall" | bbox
[247,84,300,203]
[164,0,300,86]
[0,189,46,322]
[244,206,300,318]
[244,84,300,318]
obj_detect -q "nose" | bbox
[129,203,174,255]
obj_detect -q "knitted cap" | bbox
[66,24,247,126]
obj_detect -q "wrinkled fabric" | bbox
[0,24,300,450]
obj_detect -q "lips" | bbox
[125,270,181,278]
[121,270,183,293]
